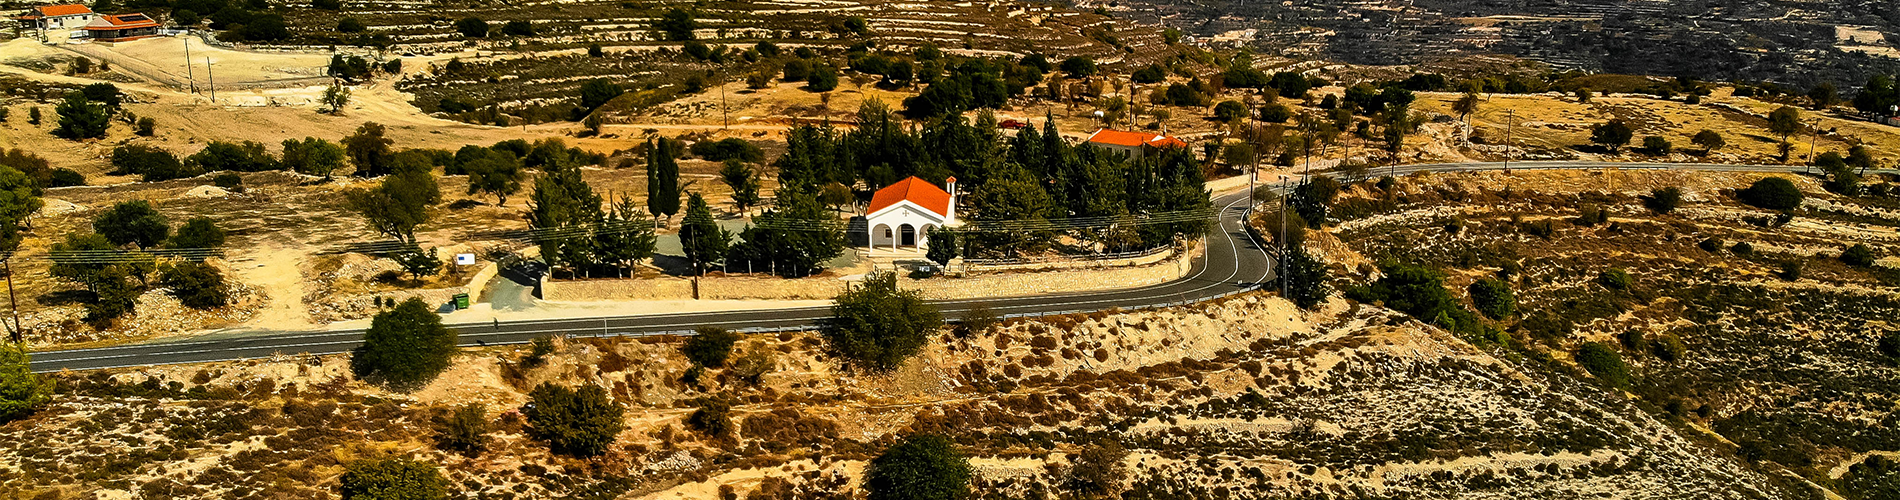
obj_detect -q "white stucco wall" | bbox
[866,201,947,248]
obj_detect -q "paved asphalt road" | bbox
[28,160,1815,372]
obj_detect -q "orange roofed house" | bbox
[83,13,159,42]
[15,4,94,30]
[853,176,958,250]
[1084,128,1187,159]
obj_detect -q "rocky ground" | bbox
[0,279,1829,499]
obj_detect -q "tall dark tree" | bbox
[645,138,681,221]
[527,159,604,273]
[594,194,656,276]
[718,159,762,216]
[53,93,109,140]
[1280,246,1330,310]
[679,192,730,274]
[729,187,844,277]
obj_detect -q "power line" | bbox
[29,207,1227,264]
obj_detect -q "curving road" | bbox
[28,160,1813,372]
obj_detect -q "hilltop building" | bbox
[1084,128,1187,159]
[854,176,957,249]
[83,13,160,42]
[14,4,94,30]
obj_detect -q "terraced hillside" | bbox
[1110,0,1900,88]
[1316,168,1900,498]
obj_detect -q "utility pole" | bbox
[720,72,729,130]
[1503,109,1515,172]
[4,257,19,343]
[1806,119,1820,174]
[205,57,215,103]
[184,37,195,94]
[1279,175,1289,300]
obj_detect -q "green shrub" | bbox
[688,138,763,162]
[685,397,732,438]
[1839,455,1900,500]
[1698,237,1723,252]
[1652,334,1685,362]
[820,272,942,372]
[865,435,972,500]
[1841,243,1876,267]
[1730,241,1753,255]
[169,217,227,249]
[1596,268,1633,290]
[1617,329,1649,352]
[1575,341,1630,388]
[338,458,449,500]
[1877,332,1900,361]
[1642,187,1682,213]
[48,168,85,187]
[1468,279,1515,319]
[727,347,774,385]
[1281,246,1332,310]
[522,382,624,456]
[350,298,457,391]
[161,262,230,309]
[524,335,556,367]
[1737,177,1803,210]
[0,343,53,423]
[434,403,489,456]
[681,327,740,368]
[1778,260,1803,281]
[952,304,1000,339]
[212,172,242,190]
[1064,440,1128,497]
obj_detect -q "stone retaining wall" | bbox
[544,246,1198,303]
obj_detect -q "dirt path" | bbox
[229,246,313,330]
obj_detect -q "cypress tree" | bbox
[646,139,682,221]
[679,193,729,274]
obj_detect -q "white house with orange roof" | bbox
[858,176,957,250]
[15,4,94,30]
[1084,128,1187,159]
[83,13,160,42]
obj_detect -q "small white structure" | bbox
[15,4,94,30]
[862,176,956,249]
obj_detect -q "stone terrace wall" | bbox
[544,248,1196,302]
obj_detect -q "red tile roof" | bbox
[34,4,93,17]
[1086,128,1187,149]
[86,13,158,29]
[867,177,952,218]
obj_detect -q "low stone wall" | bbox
[961,245,1175,273]
[543,246,1198,303]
